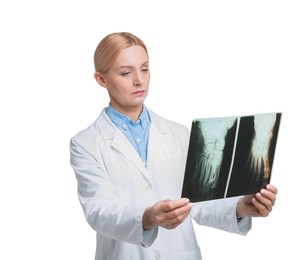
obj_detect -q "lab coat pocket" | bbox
[178,247,202,260]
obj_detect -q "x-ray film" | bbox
[181,112,282,202]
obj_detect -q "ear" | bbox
[94,72,107,88]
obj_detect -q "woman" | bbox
[70,32,277,260]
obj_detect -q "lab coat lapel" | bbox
[111,132,148,175]
[97,109,149,178]
[146,113,168,173]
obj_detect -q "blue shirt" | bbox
[106,105,151,165]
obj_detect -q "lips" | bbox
[132,90,145,96]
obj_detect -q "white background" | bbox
[1,0,305,259]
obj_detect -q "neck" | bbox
[126,109,142,123]
[110,103,143,123]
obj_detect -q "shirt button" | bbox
[155,253,161,260]
[136,138,141,142]
[123,124,128,129]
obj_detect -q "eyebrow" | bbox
[118,61,149,69]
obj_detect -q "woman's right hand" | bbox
[142,198,193,230]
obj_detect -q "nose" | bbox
[133,71,143,87]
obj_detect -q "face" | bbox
[96,45,150,115]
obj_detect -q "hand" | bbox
[236,184,278,218]
[143,198,192,230]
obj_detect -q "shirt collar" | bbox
[106,104,151,129]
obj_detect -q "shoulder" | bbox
[70,108,110,148]
[147,108,190,137]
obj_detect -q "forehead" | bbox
[115,45,148,66]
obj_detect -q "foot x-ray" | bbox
[181,112,281,202]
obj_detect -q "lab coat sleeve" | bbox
[70,138,158,247]
[191,196,252,235]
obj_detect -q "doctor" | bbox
[70,32,278,260]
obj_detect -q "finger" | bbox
[158,202,192,228]
[165,202,193,220]
[260,188,277,207]
[160,198,190,212]
[255,190,274,212]
[161,208,191,229]
[158,202,192,223]
[265,184,278,195]
[251,197,271,217]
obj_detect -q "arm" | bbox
[70,138,157,247]
[190,185,277,235]
[191,196,252,235]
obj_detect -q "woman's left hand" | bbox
[236,184,278,218]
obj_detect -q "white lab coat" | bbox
[70,108,252,260]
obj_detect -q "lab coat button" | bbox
[145,185,152,191]
[155,253,161,259]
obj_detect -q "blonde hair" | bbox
[94,32,148,74]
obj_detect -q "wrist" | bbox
[142,207,156,230]
[236,197,245,219]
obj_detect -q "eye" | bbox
[121,71,131,76]
[142,67,149,73]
